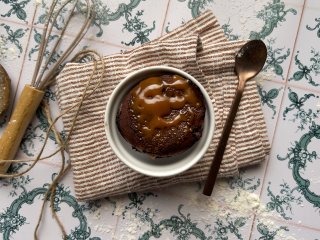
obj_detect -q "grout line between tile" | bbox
[255,213,320,233]
[66,33,132,50]
[83,37,132,50]
[262,79,286,85]
[15,0,174,61]
[3,1,318,238]
[164,182,320,234]
[287,81,320,95]
[38,159,62,169]
[160,0,172,36]
[9,5,38,116]
[258,0,307,200]
[265,79,320,96]
[264,0,308,144]
[0,18,32,28]
[248,215,256,240]
[112,215,121,240]
[249,1,307,238]
[282,1,307,86]
[29,23,132,51]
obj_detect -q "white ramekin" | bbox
[104,66,215,177]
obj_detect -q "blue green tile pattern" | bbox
[1,0,320,239]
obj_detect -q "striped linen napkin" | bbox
[56,10,270,201]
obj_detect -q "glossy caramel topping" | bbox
[130,74,202,139]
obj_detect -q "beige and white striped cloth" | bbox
[56,10,270,201]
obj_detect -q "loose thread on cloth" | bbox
[0,49,105,240]
[34,101,68,240]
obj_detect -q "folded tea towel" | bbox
[56,10,270,201]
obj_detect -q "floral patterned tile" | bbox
[75,34,127,57]
[166,0,303,83]
[11,26,74,163]
[62,171,119,240]
[25,27,74,68]
[162,0,213,36]
[259,86,320,229]
[24,25,125,76]
[112,188,255,240]
[306,0,320,9]
[98,0,169,47]
[230,160,269,198]
[0,162,118,240]
[0,21,30,60]
[0,0,37,25]
[212,0,271,39]
[20,25,125,76]
[33,0,169,48]
[32,0,103,41]
[2,1,320,239]
[287,0,320,90]
[0,22,31,133]
[214,0,302,83]
[164,167,265,209]
[256,79,285,142]
[0,162,61,239]
[12,26,126,165]
[13,81,66,164]
[250,217,320,240]
[0,22,31,90]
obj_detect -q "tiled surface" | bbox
[1,0,320,239]
[250,217,320,240]
[0,0,37,24]
[288,0,320,90]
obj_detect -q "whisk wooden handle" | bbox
[0,85,44,174]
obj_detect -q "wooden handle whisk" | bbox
[0,0,94,175]
[0,85,44,173]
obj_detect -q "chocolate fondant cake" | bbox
[116,74,206,157]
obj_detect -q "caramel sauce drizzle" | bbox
[131,75,201,139]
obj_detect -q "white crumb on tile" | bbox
[35,0,42,6]
[183,179,287,221]
[277,230,297,240]
[256,70,276,86]
[93,224,112,233]
[93,210,102,220]
[257,219,297,240]
[113,197,128,216]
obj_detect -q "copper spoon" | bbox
[203,40,267,196]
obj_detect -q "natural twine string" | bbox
[0,49,105,240]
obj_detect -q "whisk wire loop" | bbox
[31,0,95,90]
[31,0,59,87]
[34,0,80,88]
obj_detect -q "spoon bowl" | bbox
[203,40,267,196]
[235,40,268,82]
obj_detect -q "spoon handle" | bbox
[203,80,245,196]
